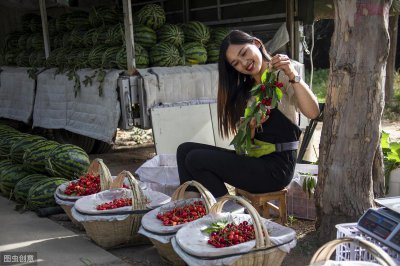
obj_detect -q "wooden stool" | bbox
[235,188,288,225]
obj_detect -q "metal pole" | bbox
[123,0,136,75]
[286,0,295,58]
[39,0,50,58]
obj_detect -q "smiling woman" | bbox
[176,30,320,200]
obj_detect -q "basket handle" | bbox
[110,170,147,211]
[309,237,397,266]
[210,195,271,248]
[87,158,112,191]
[170,180,216,212]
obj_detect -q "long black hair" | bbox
[217,30,271,138]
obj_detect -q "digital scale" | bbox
[357,196,400,253]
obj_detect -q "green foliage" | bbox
[381,131,400,193]
[383,71,400,121]
[305,69,400,120]
[305,69,329,103]
[201,220,228,234]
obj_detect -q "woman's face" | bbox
[225,41,263,76]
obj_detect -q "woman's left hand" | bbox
[270,54,297,80]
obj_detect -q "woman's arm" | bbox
[270,54,320,119]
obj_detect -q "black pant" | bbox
[177,142,294,198]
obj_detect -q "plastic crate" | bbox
[335,223,400,264]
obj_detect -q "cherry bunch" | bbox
[96,197,132,210]
[63,173,101,196]
[207,221,255,248]
[156,200,206,226]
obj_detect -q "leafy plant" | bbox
[381,131,400,193]
[201,220,228,234]
[301,174,317,198]
[286,215,297,226]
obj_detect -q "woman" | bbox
[177,30,320,199]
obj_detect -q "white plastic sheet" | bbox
[135,154,180,196]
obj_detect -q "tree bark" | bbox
[315,0,391,244]
[385,14,398,103]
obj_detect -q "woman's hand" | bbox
[249,114,268,139]
[270,54,297,80]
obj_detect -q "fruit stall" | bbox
[0,0,315,155]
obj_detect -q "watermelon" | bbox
[206,42,220,63]
[26,177,69,210]
[10,135,46,164]
[134,25,157,49]
[14,174,49,204]
[134,4,166,30]
[65,11,91,31]
[210,27,230,45]
[105,24,124,46]
[135,44,149,68]
[157,24,184,47]
[45,144,90,180]
[182,42,207,65]
[116,44,149,70]
[0,159,14,170]
[88,45,108,69]
[0,133,27,159]
[89,6,121,27]
[150,42,181,67]
[23,140,59,174]
[182,21,210,45]
[0,164,33,197]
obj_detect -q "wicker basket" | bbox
[148,180,216,266]
[204,195,288,266]
[310,237,397,266]
[80,170,149,249]
[56,158,112,228]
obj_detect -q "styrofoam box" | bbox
[335,223,400,264]
[135,154,180,196]
[287,164,318,220]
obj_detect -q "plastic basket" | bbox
[335,223,400,264]
[310,237,397,266]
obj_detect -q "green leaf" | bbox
[275,87,283,100]
[261,69,268,83]
[250,84,261,94]
[381,131,390,150]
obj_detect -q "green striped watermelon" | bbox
[0,133,27,159]
[182,21,210,45]
[135,44,149,68]
[150,42,181,67]
[206,42,220,63]
[65,11,91,31]
[105,24,124,46]
[0,164,33,197]
[157,24,184,47]
[10,136,46,164]
[89,6,121,27]
[23,140,59,174]
[134,4,166,30]
[45,144,90,180]
[182,42,207,65]
[0,159,14,170]
[27,177,69,210]
[210,27,230,45]
[14,174,49,203]
[134,25,157,50]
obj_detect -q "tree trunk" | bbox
[315,0,391,244]
[385,14,398,103]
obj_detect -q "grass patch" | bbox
[305,69,400,121]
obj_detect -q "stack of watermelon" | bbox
[0,124,90,211]
[0,4,230,70]
[133,4,230,67]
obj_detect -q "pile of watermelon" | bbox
[1,4,230,70]
[133,4,230,67]
[0,124,90,211]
